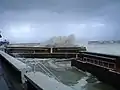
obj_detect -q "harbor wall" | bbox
[0,51,32,84]
[0,54,22,83]
[11,53,77,58]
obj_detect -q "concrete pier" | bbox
[6,46,86,58]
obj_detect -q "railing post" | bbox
[33,50,35,54]
[76,54,78,58]
[50,48,53,53]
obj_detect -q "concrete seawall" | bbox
[0,51,32,90]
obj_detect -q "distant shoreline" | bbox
[88,40,120,45]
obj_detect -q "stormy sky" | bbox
[0,0,120,43]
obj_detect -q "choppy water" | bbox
[41,59,116,90]
[18,58,116,90]
[84,44,120,56]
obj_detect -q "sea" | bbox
[82,44,120,56]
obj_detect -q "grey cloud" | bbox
[0,0,115,12]
[0,0,120,42]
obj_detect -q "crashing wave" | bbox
[42,34,78,47]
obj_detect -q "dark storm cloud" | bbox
[0,0,113,10]
[0,0,120,42]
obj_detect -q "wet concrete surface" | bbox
[18,58,117,90]
[0,60,10,90]
[0,76,9,90]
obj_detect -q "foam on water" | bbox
[17,58,116,90]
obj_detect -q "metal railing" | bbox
[78,57,116,70]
